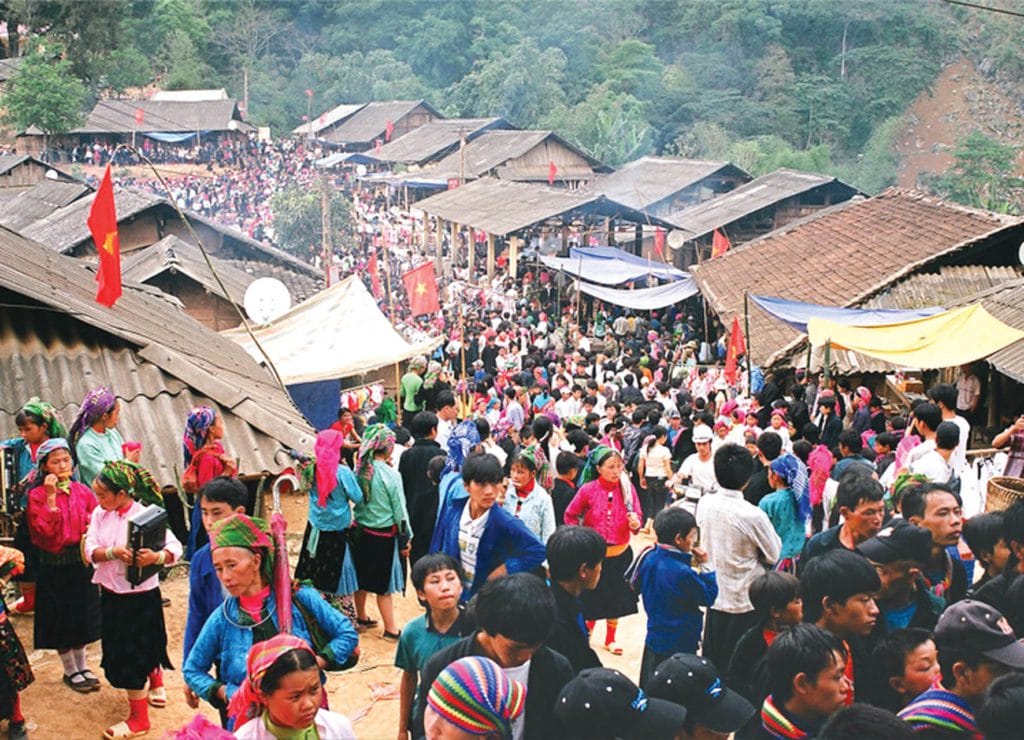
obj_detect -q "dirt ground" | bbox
[9,490,653,739]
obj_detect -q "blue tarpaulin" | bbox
[143,131,203,143]
[569,246,690,281]
[576,278,699,310]
[750,294,944,334]
[287,379,341,431]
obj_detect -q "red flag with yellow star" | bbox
[89,164,122,307]
[402,261,440,317]
[723,316,746,386]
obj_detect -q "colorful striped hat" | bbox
[426,656,526,738]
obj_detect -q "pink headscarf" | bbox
[314,430,344,508]
[856,386,872,405]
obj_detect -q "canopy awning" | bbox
[751,294,944,334]
[576,278,699,310]
[540,254,686,286]
[222,275,441,384]
[807,304,1024,369]
[570,246,690,281]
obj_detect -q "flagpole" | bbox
[743,290,752,395]
[824,340,832,386]
[576,252,584,329]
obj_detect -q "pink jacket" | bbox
[27,481,97,553]
[564,477,642,546]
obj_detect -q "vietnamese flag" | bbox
[547,160,558,185]
[402,261,440,317]
[385,119,395,141]
[368,249,382,299]
[653,227,665,259]
[711,228,731,259]
[88,164,122,307]
[723,316,746,386]
[134,108,145,125]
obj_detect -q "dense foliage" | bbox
[0,0,1013,199]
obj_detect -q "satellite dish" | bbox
[244,278,291,324]
[356,164,368,177]
[1018,241,1024,266]
[666,230,686,250]
[45,169,59,181]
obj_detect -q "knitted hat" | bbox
[426,656,526,738]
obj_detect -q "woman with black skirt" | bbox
[25,438,101,694]
[84,460,181,740]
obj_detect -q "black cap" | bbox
[645,654,755,734]
[857,519,932,565]
[934,600,1024,669]
[554,667,687,740]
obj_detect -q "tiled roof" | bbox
[690,189,1024,366]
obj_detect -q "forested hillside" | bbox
[1,0,1021,196]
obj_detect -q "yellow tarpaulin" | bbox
[806,304,1024,369]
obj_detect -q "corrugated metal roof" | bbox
[691,189,1024,367]
[0,154,29,175]
[371,118,511,165]
[20,187,165,252]
[292,103,366,135]
[592,157,750,211]
[151,89,228,102]
[416,177,600,236]
[665,168,858,239]
[0,179,91,232]
[414,130,605,183]
[952,279,1024,384]
[122,235,256,304]
[0,226,314,480]
[322,100,438,146]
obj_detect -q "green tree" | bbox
[101,46,153,97]
[159,29,216,90]
[2,41,87,138]
[547,84,653,167]
[936,131,1023,213]
[270,183,354,261]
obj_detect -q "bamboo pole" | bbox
[509,235,519,279]
[435,217,444,275]
[467,226,475,284]
[744,290,752,395]
[486,233,495,284]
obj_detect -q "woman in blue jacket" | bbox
[183,514,358,728]
[429,452,545,602]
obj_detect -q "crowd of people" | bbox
[3,284,1024,738]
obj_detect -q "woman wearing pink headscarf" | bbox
[184,406,236,560]
[294,431,363,616]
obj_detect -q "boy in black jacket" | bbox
[545,526,604,673]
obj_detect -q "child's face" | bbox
[201,497,244,534]
[42,448,73,479]
[509,463,534,490]
[874,442,891,456]
[417,568,462,612]
[262,666,322,730]
[990,538,1012,574]
[92,479,129,511]
[773,597,804,627]
[771,415,783,429]
[802,651,851,718]
[675,528,698,552]
[824,592,879,638]
[895,639,940,700]
[18,420,47,446]
[466,479,499,512]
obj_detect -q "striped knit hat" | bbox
[426,657,526,738]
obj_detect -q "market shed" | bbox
[666,169,861,267]
[0,155,80,190]
[592,157,750,218]
[321,100,439,150]
[0,226,313,482]
[292,102,365,138]
[690,190,1024,368]
[0,178,92,232]
[369,117,512,166]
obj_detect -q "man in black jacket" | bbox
[545,526,604,674]
[976,501,1024,635]
[416,574,574,740]
[398,411,443,564]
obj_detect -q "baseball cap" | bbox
[692,426,714,443]
[554,667,686,739]
[934,600,1024,669]
[646,654,755,734]
[857,519,932,565]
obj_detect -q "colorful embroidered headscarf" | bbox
[68,386,117,449]
[423,361,442,390]
[35,438,71,485]
[427,656,525,739]
[98,460,164,507]
[20,397,67,439]
[375,398,397,426]
[210,513,274,583]
[443,421,482,477]
[227,633,317,728]
[356,424,395,498]
[313,430,344,508]
[579,444,620,485]
[770,453,811,522]
[183,405,217,466]
[890,472,929,512]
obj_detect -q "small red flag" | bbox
[134,108,144,125]
[653,227,665,259]
[385,119,394,141]
[723,316,747,386]
[89,164,122,307]
[368,249,381,299]
[304,89,314,97]
[547,161,557,185]
[711,228,731,259]
[402,261,440,317]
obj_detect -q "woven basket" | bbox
[986,477,1024,512]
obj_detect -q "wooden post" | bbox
[509,235,519,279]
[561,224,569,251]
[422,212,430,254]
[435,217,444,275]
[486,232,495,284]
[451,222,459,274]
[467,226,475,284]
[743,290,753,395]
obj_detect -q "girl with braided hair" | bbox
[350,424,412,640]
[182,405,236,560]
[84,460,180,740]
